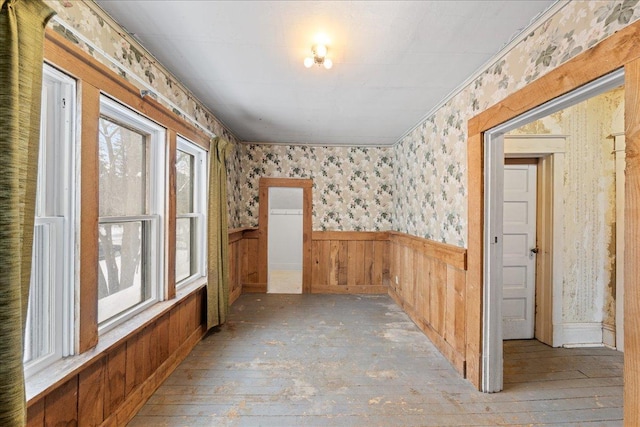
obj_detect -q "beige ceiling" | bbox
[95,1,557,146]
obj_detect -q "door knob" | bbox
[530,247,539,254]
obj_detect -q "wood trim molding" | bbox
[78,83,100,352]
[228,227,258,244]
[257,178,313,293]
[624,57,640,425]
[258,178,313,189]
[468,21,640,136]
[43,27,212,355]
[312,231,389,241]
[44,29,211,148]
[167,130,177,300]
[26,282,206,404]
[388,231,467,270]
[466,19,640,421]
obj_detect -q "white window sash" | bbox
[98,95,166,334]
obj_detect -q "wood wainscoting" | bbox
[311,231,390,294]
[388,232,468,376]
[228,228,469,378]
[228,227,259,297]
[27,288,206,427]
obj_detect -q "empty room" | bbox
[2,0,640,426]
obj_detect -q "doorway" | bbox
[482,69,624,392]
[267,187,303,293]
[503,135,567,347]
[257,178,313,293]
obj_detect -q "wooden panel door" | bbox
[503,164,537,339]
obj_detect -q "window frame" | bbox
[175,135,208,288]
[24,64,77,378]
[97,94,167,334]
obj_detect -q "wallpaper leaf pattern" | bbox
[45,1,237,143]
[238,144,394,231]
[393,0,640,247]
[46,1,640,237]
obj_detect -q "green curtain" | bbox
[206,137,233,329]
[0,0,55,425]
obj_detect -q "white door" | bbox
[503,164,537,339]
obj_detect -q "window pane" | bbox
[176,217,194,282]
[98,222,148,323]
[99,117,147,216]
[24,221,55,364]
[176,150,194,214]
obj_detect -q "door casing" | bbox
[258,177,313,293]
[481,70,623,393]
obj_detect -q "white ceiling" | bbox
[95,1,556,146]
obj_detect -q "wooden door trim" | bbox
[466,21,640,425]
[258,178,313,293]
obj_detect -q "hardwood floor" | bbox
[128,294,623,426]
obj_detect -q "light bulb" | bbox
[304,57,314,68]
[323,58,333,69]
[315,44,327,58]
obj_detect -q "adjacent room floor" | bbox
[128,294,623,426]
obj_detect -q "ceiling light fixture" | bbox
[304,43,333,69]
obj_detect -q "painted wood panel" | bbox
[388,232,468,376]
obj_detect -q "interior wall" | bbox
[50,2,640,238]
[238,143,394,231]
[44,0,246,228]
[392,1,640,248]
[509,88,624,335]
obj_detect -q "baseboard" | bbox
[558,322,604,347]
[311,284,387,294]
[242,282,267,293]
[229,285,242,305]
[602,323,616,348]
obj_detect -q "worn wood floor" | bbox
[128,294,623,426]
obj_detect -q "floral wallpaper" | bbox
[44,0,245,226]
[226,143,244,229]
[45,1,640,235]
[393,0,640,247]
[238,144,394,231]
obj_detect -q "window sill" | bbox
[25,279,207,404]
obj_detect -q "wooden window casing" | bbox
[43,28,211,353]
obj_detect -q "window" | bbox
[98,95,166,332]
[24,64,77,377]
[176,136,207,286]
